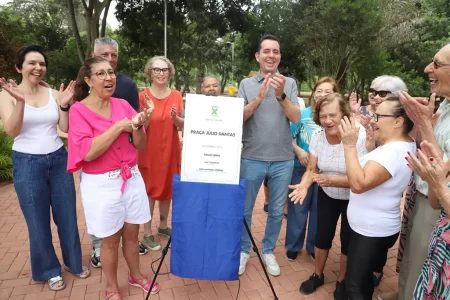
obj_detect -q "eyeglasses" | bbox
[93,70,116,80]
[152,68,170,75]
[368,88,391,98]
[431,59,450,69]
[372,113,399,122]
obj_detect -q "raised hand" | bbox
[57,81,75,107]
[406,140,450,188]
[258,74,271,100]
[116,117,133,133]
[0,78,25,103]
[270,73,286,97]
[349,92,362,115]
[288,185,308,204]
[143,94,154,114]
[170,104,177,120]
[339,116,359,146]
[398,91,434,126]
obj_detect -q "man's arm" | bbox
[272,75,300,123]
[279,97,300,123]
[242,75,270,122]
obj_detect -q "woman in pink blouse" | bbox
[67,57,159,300]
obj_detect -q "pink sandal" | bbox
[105,290,122,300]
[128,273,160,295]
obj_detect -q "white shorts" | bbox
[80,166,151,238]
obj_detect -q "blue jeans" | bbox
[240,159,294,254]
[285,166,318,254]
[12,146,82,281]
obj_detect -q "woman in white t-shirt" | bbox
[289,93,369,299]
[339,97,416,299]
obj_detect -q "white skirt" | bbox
[80,166,151,238]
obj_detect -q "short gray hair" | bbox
[94,37,119,53]
[201,74,221,88]
[371,75,407,96]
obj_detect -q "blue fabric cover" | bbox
[170,175,245,280]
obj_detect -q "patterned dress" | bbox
[413,208,450,299]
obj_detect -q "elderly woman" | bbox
[350,75,408,117]
[138,56,184,251]
[351,76,409,286]
[289,93,368,299]
[340,98,416,300]
[285,77,338,262]
[406,140,450,299]
[0,45,89,291]
[68,57,159,299]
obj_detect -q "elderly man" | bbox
[379,44,450,300]
[201,75,221,95]
[238,34,300,277]
[89,37,146,269]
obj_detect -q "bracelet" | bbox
[131,124,143,130]
[437,191,450,201]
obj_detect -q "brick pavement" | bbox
[0,179,399,300]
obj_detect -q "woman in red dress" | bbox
[139,56,184,251]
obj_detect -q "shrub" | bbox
[0,128,13,181]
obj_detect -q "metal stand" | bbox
[145,237,171,300]
[145,219,278,299]
[243,218,278,300]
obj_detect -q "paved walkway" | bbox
[0,179,399,300]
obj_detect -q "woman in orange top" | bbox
[139,56,184,251]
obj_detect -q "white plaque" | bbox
[181,94,244,184]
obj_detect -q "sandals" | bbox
[105,290,123,300]
[64,265,91,279]
[48,275,66,291]
[128,273,160,294]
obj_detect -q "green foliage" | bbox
[0,129,13,181]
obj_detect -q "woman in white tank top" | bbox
[0,45,90,291]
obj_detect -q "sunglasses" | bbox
[368,88,391,98]
[372,113,399,122]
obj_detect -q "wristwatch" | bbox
[276,93,286,102]
[59,104,70,112]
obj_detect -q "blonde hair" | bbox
[144,56,176,79]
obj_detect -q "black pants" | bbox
[346,228,399,300]
[315,187,350,255]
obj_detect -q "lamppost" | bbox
[226,41,234,81]
[164,0,167,57]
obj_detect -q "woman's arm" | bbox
[0,80,26,138]
[298,154,317,189]
[130,126,146,150]
[54,81,75,133]
[84,120,131,162]
[343,145,392,194]
[427,184,445,210]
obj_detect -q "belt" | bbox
[107,164,139,193]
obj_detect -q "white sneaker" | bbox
[238,252,250,275]
[262,254,280,276]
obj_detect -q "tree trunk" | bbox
[66,0,85,63]
[100,0,112,37]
